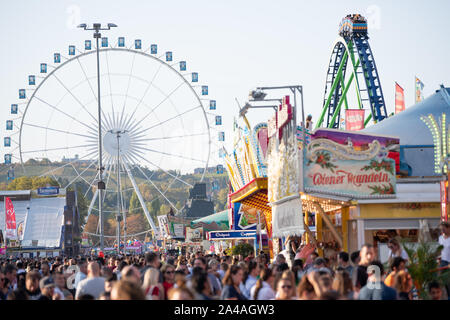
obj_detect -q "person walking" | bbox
[357,261,397,300]
[221,265,247,300]
[250,268,275,300]
[75,261,105,300]
[353,244,376,292]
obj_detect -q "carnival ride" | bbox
[317,14,388,129]
[3,34,225,240]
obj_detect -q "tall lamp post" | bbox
[78,23,117,252]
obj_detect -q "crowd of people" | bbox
[0,222,449,301]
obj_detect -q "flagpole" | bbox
[4,197,7,257]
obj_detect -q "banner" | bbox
[157,215,170,238]
[304,129,399,198]
[208,230,256,240]
[37,187,59,195]
[5,197,17,239]
[271,196,304,238]
[415,77,424,103]
[395,83,405,114]
[345,109,365,131]
[440,180,448,221]
[185,227,203,242]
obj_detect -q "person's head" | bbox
[39,276,55,298]
[101,266,113,279]
[87,261,101,278]
[428,281,443,300]
[111,280,145,300]
[359,244,376,266]
[309,252,319,263]
[25,271,41,292]
[276,277,294,300]
[317,273,333,293]
[78,259,88,274]
[247,260,260,277]
[440,221,450,236]
[275,254,286,265]
[168,286,195,300]
[388,239,401,252]
[161,264,175,283]
[337,252,349,266]
[121,265,141,285]
[7,289,29,300]
[313,257,326,269]
[53,271,65,289]
[297,276,316,300]
[390,257,406,273]
[208,259,219,272]
[191,269,211,295]
[145,252,161,268]
[366,260,384,282]
[332,269,353,296]
[222,265,244,287]
[350,251,360,266]
[40,262,50,277]
[105,273,117,293]
[4,264,17,283]
[394,270,412,293]
[193,257,207,270]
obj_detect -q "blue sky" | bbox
[1,0,449,167]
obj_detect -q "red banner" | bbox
[5,197,17,239]
[395,83,405,114]
[345,109,365,131]
[441,181,448,221]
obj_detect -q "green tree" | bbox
[231,243,254,258]
[403,241,450,299]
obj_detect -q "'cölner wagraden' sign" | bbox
[304,129,399,199]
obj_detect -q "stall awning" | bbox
[191,209,229,232]
[229,177,272,236]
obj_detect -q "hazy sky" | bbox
[1,0,449,167]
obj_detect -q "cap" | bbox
[39,276,55,290]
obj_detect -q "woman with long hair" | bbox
[250,268,275,300]
[142,268,163,300]
[332,269,354,299]
[394,270,413,300]
[297,276,316,300]
[220,265,247,300]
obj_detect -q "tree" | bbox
[150,197,161,220]
[129,192,142,216]
[403,241,450,299]
[231,243,254,258]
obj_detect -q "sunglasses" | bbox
[281,285,292,289]
[165,271,174,274]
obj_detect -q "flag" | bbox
[395,82,405,114]
[345,109,365,131]
[415,77,424,103]
[5,197,17,239]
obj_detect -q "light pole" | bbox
[78,23,117,252]
[109,129,127,255]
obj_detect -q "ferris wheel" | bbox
[3,33,226,239]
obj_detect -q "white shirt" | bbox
[249,281,275,300]
[244,275,258,299]
[388,248,409,261]
[439,235,450,262]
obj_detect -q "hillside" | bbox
[0,160,229,243]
